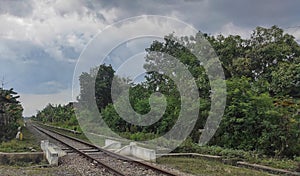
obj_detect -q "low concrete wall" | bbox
[156,153,222,161]
[0,152,44,165]
[116,145,131,156]
[41,140,66,166]
[116,142,156,161]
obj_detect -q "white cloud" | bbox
[286,27,300,43]
[37,81,66,93]
[98,7,119,24]
[0,14,33,41]
[217,22,252,38]
[0,0,117,63]
[19,89,72,117]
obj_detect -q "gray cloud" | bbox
[0,0,300,116]
[0,0,33,17]
[207,0,300,28]
[0,39,75,94]
[84,0,300,32]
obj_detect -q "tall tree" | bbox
[0,88,23,141]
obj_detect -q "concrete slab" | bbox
[102,139,121,150]
[116,142,156,162]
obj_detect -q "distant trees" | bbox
[0,88,23,141]
[34,103,78,130]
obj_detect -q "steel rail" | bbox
[32,124,125,176]
[33,123,179,176]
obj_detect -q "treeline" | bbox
[35,26,300,158]
[34,103,79,131]
[0,88,23,141]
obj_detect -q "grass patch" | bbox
[157,156,271,176]
[175,139,300,171]
[0,126,41,153]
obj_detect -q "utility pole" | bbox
[0,76,11,90]
[1,76,5,89]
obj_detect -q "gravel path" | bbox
[0,154,115,176]
[26,122,66,149]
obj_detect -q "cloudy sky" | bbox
[0,0,300,116]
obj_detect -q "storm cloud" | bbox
[0,0,299,116]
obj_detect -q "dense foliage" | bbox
[0,88,23,141]
[205,26,300,157]
[35,26,300,158]
[34,103,79,131]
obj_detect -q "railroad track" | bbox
[32,123,179,176]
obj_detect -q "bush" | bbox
[0,123,18,142]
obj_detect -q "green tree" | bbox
[270,61,300,97]
[0,88,23,141]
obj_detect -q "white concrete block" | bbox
[116,145,132,156]
[130,142,137,146]
[40,141,66,166]
[116,143,156,161]
[40,140,49,151]
[105,139,118,146]
[47,147,58,166]
[103,139,121,150]
[132,145,156,162]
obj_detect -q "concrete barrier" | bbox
[116,142,156,161]
[41,140,66,166]
[40,140,49,151]
[102,139,121,150]
[46,147,58,166]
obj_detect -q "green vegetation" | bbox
[0,88,23,142]
[0,126,40,153]
[34,103,80,132]
[157,157,271,176]
[175,138,299,171]
[33,26,300,170]
[205,26,300,158]
[36,122,89,142]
